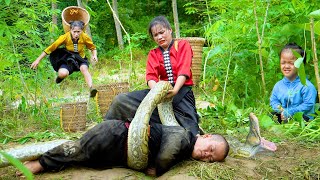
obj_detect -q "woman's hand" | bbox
[166,88,178,99]
[148,80,157,89]
[165,75,186,98]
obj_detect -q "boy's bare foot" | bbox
[16,160,44,176]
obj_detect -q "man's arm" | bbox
[155,126,193,176]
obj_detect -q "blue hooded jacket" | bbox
[270,76,317,119]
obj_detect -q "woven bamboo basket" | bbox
[175,37,205,85]
[61,6,90,33]
[95,82,130,116]
[60,102,87,132]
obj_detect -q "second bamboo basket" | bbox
[95,82,130,117]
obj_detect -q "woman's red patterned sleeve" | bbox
[146,50,159,82]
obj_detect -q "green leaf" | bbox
[0,151,34,180]
[5,0,10,6]
[298,62,306,86]
[249,48,269,58]
[207,45,223,59]
[291,49,307,86]
[294,57,304,68]
[309,9,320,19]
[259,114,275,129]
[293,112,305,129]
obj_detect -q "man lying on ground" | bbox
[18,120,229,177]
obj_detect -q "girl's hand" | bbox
[91,55,98,62]
[30,60,40,69]
[280,111,289,122]
[280,113,286,121]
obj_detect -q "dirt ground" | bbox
[1,141,319,180]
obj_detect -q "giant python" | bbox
[0,81,276,169]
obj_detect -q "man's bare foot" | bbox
[246,113,262,146]
[16,160,44,176]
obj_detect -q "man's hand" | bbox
[145,167,156,176]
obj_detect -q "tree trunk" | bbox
[51,2,57,42]
[52,3,57,26]
[310,17,320,100]
[77,0,92,38]
[172,0,180,38]
[112,0,124,49]
[106,0,133,81]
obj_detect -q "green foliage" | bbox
[199,102,320,143]
[292,50,307,85]
[0,151,34,179]
[265,111,320,142]
[198,101,253,135]
[309,9,320,18]
[199,0,320,108]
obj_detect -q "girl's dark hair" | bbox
[280,42,306,64]
[69,20,85,30]
[148,16,171,37]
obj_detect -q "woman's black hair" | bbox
[69,20,85,30]
[280,42,306,64]
[148,16,171,37]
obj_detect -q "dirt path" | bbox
[1,141,319,179]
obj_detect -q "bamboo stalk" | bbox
[310,17,320,101]
[253,0,269,95]
[202,49,213,87]
[222,47,233,106]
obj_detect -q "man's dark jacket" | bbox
[39,120,196,176]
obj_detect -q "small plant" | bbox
[0,151,34,180]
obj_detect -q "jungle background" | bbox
[0,0,320,179]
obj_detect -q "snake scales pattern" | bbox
[0,140,71,168]
[127,81,180,170]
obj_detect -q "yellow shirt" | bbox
[44,32,96,58]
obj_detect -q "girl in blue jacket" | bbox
[270,43,317,122]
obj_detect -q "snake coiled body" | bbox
[158,98,180,126]
[127,81,178,170]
